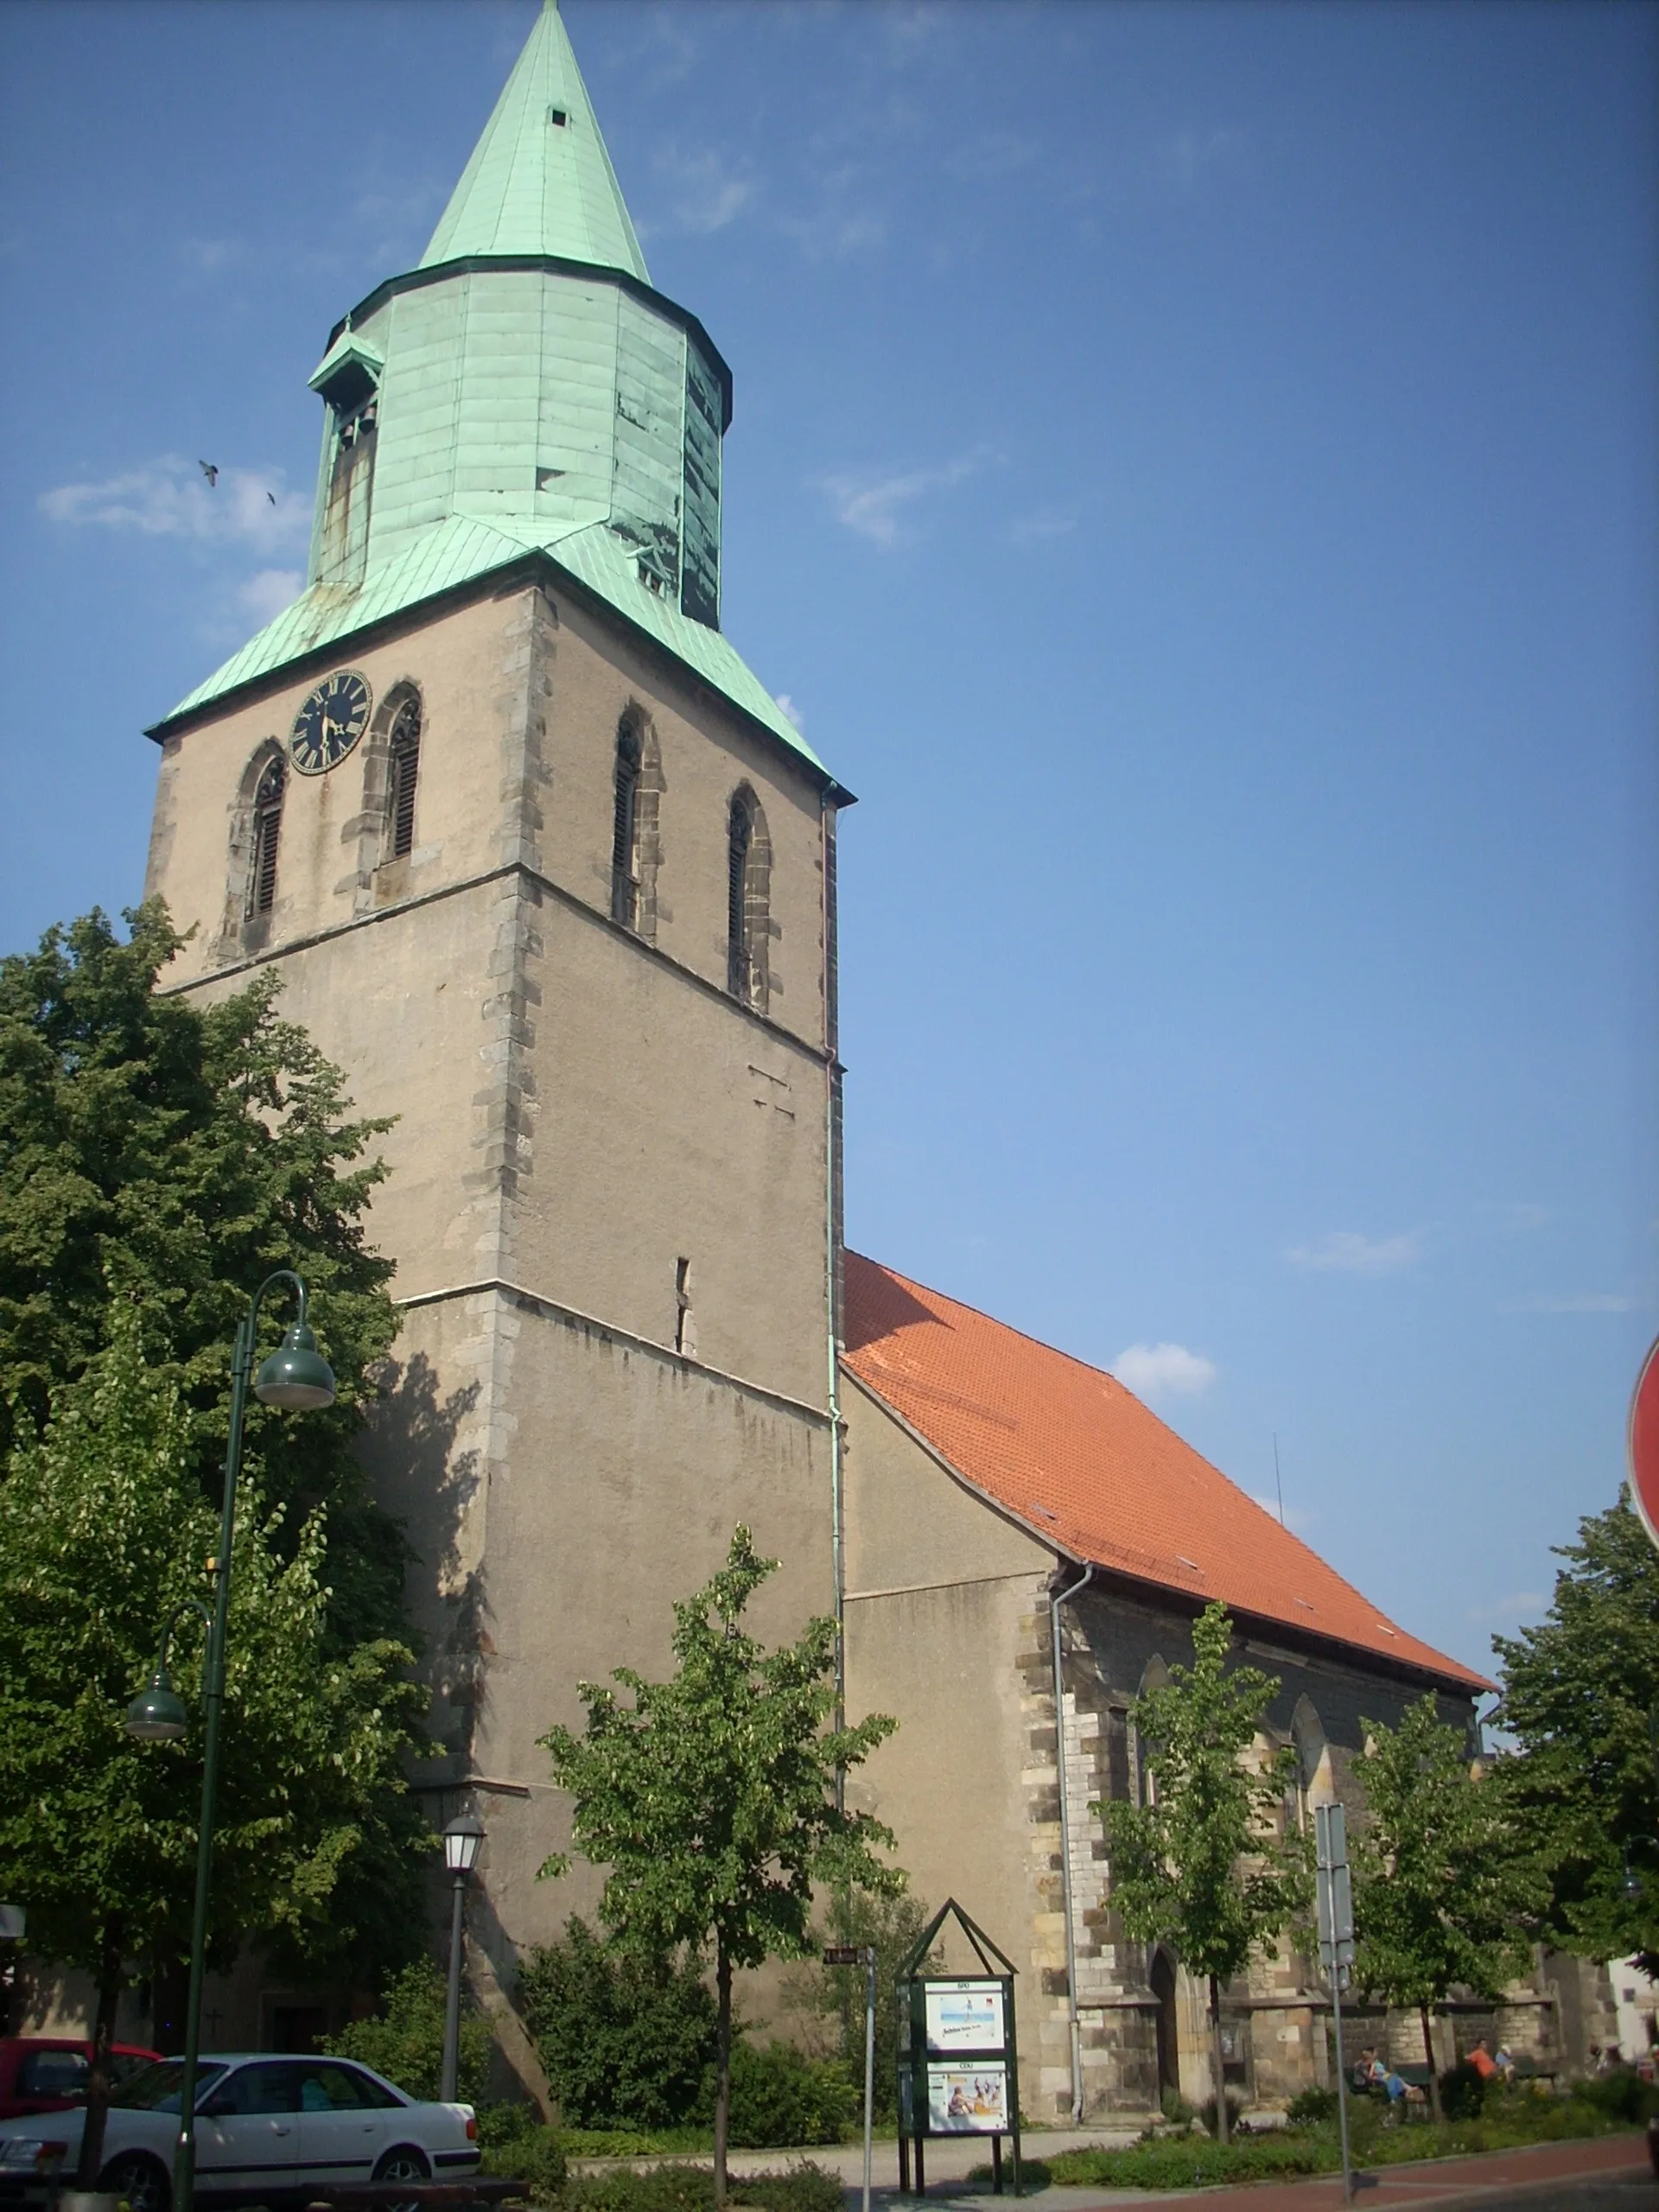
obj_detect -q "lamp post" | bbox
[124,1271,335,2212]
[440,1815,485,2102]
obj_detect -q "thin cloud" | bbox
[819,444,996,547]
[773,694,805,733]
[1111,1341,1217,1403]
[238,569,305,626]
[1154,124,1248,194]
[1286,1229,1427,1277]
[41,456,308,554]
[651,148,753,236]
[1249,1494,1313,1536]
[180,237,245,274]
[1465,1592,1546,1624]
[1510,1291,1640,1315]
[1008,505,1077,548]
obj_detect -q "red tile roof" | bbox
[842,1252,1491,1694]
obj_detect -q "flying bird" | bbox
[266,491,276,505]
[199,461,219,487]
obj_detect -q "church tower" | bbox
[143,1,849,2058]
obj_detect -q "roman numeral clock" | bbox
[289,669,372,775]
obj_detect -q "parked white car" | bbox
[0,2054,480,2212]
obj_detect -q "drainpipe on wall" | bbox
[1051,1558,1094,2125]
[821,796,846,1805]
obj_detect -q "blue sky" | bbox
[0,0,1653,1691]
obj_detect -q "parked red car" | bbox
[0,2043,163,2122]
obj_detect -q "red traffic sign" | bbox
[1630,1335,1659,1552]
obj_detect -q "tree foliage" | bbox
[1351,1694,1544,2116]
[0,903,404,1637]
[326,1958,493,2107]
[538,1528,899,2200]
[1098,1602,1310,2144]
[518,1917,717,2131]
[1491,1493,1659,1971]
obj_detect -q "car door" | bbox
[291,2062,389,2187]
[195,2061,302,2202]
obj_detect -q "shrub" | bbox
[324,1958,493,2106]
[1572,2069,1659,2126]
[785,1889,938,2123]
[1050,2136,1323,2190]
[480,2123,568,2202]
[1198,2091,1243,2139]
[1286,2086,1339,2126]
[1438,2063,1486,2121]
[563,2166,842,2212]
[1159,2085,1195,2125]
[519,1918,717,2131]
[699,2040,858,2146]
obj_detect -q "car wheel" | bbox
[373,2145,430,2212]
[99,2152,172,2212]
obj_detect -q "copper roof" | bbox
[842,1252,1490,1693]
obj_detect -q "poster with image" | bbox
[924,1980,1005,2052]
[926,2064,1008,2134]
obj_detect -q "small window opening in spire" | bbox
[612,721,642,928]
[548,106,568,127]
[386,694,423,861]
[248,753,285,918]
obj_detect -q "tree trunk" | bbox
[1209,1974,1229,2146]
[714,1939,733,2209]
[1420,2003,1442,2120]
[77,1915,124,2187]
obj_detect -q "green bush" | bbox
[562,2166,842,2212]
[519,1919,718,2131]
[1438,2062,1486,2121]
[1571,2069,1659,2125]
[789,1889,939,2123]
[1050,2135,1324,2189]
[1285,2086,1339,2126]
[700,2040,858,2146]
[1159,2085,1195,2125]
[1198,2091,1243,2139]
[324,1958,493,2105]
[480,2123,568,2202]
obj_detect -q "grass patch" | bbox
[1049,2136,1325,2190]
[564,2166,843,2212]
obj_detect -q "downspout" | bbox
[1051,1558,1094,2124]
[821,794,845,1802]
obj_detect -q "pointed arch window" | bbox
[612,720,642,926]
[247,753,285,918]
[726,786,770,1010]
[386,693,423,861]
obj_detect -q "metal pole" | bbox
[441,1872,467,2102]
[1332,1972,1353,2204]
[174,1310,252,2212]
[861,1948,875,2212]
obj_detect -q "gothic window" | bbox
[247,753,285,918]
[612,720,642,926]
[727,785,771,1010]
[385,692,422,861]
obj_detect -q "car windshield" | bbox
[109,2062,227,2113]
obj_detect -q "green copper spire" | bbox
[421,0,649,282]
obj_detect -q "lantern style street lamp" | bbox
[440,1815,485,2102]
[125,1271,334,2212]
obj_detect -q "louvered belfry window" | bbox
[727,791,755,1001]
[612,721,642,927]
[386,694,423,860]
[248,753,285,918]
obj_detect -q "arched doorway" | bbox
[1150,1948,1179,2102]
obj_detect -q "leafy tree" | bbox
[1491,1493,1659,1970]
[1097,1602,1310,2145]
[784,1889,939,2123]
[538,1528,900,2202]
[0,1307,428,2180]
[518,1917,716,2130]
[0,903,404,1638]
[326,1958,493,2107]
[1351,1694,1544,2118]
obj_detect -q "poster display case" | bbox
[894,1900,1021,2196]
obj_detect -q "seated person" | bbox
[1467,2038,1497,2081]
[1357,2047,1409,2106]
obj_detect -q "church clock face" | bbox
[289,669,372,776]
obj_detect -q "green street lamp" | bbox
[125,1271,334,2212]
